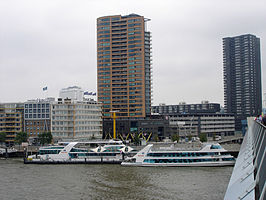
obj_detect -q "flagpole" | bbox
[43,86,48,99]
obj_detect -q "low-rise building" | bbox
[103,115,169,140]
[152,102,235,138]
[0,103,24,145]
[168,113,235,138]
[152,101,221,115]
[51,98,102,141]
[103,112,235,141]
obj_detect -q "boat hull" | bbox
[121,161,235,167]
[25,158,122,164]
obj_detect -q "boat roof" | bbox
[150,143,227,153]
[58,139,123,145]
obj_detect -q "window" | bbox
[111,17,120,21]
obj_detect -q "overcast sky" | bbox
[0,0,265,106]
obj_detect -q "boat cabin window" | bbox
[147,152,218,157]
[210,145,222,149]
[39,149,60,155]
[143,158,220,164]
[222,158,235,161]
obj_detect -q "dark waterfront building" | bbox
[103,112,235,140]
[97,14,152,118]
[103,115,169,141]
[152,101,221,115]
[223,34,262,131]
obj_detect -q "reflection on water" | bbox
[0,159,232,200]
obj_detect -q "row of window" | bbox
[26,121,49,126]
[25,109,49,114]
[143,158,234,163]
[26,127,46,130]
[147,152,219,157]
[25,104,49,108]
[25,114,49,119]
[98,22,141,28]
[99,17,141,22]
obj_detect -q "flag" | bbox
[43,87,48,91]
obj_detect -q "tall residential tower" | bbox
[223,34,262,130]
[97,14,152,118]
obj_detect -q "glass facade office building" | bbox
[24,99,54,137]
[24,102,50,120]
[97,14,152,118]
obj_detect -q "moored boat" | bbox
[26,140,134,164]
[0,147,17,157]
[121,143,235,167]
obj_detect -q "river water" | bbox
[0,158,232,200]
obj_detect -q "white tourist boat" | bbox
[0,147,17,155]
[27,140,134,163]
[121,143,235,167]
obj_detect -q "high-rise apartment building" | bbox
[97,14,152,118]
[223,34,262,130]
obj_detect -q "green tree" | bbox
[38,132,53,145]
[133,133,140,146]
[15,132,28,145]
[199,133,207,143]
[188,135,192,141]
[90,134,96,140]
[212,133,216,141]
[0,132,6,144]
[171,134,179,142]
[153,133,160,142]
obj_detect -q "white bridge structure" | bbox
[224,119,265,200]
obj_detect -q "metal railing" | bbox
[224,119,265,200]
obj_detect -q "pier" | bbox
[224,119,265,200]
